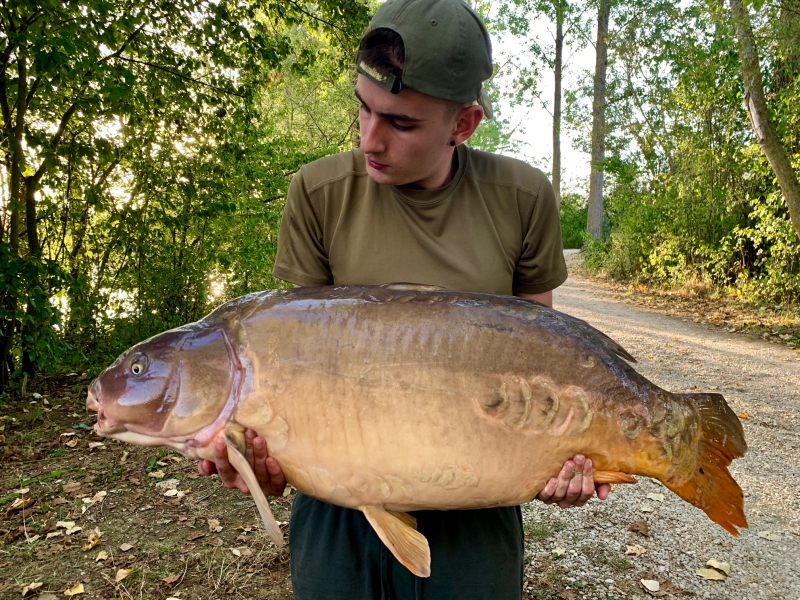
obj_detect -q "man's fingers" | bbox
[596,483,611,500]
[244,429,256,468]
[198,459,217,476]
[551,460,575,504]
[266,457,287,496]
[536,477,558,503]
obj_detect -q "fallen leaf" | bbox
[646,493,665,502]
[38,595,58,600]
[90,491,107,503]
[65,439,78,448]
[20,582,43,596]
[119,543,134,551]
[640,579,660,592]
[696,568,727,581]
[120,451,129,463]
[65,526,82,536]
[640,504,654,512]
[208,519,222,533]
[557,591,578,600]
[207,536,224,547]
[186,532,205,541]
[738,413,750,419]
[757,531,781,541]
[95,550,108,562]
[164,489,179,497]
[46,531,64,539]
[155,478,180,490]
[56,521,76,529]
[625,544,647,556]
[82,528,102,551]
[87,442,105,450]
[230,547,241,557]
[629,520,650,537]
[26,534,41,544]
[706,559,730,576]
[552,548,564,557]
[63,582,85,596]
[115,569,132,582]
[50,497,68,506]
[147,470,165,479]
[62,482,81,493]
[162,574,180,586]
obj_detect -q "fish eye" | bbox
[129,355,148,375]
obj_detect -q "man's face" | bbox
[355,75,458,189]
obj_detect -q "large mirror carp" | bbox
[86,284,747,577]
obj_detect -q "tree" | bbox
[729,0,800,238]
[586,0,611,240]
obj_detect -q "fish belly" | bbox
[232,296,616,511]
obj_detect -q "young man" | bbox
[199,0,610,597]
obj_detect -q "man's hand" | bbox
[536,454,610,508]
[197,429,287,498]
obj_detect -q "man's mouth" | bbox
[367,158,388,171]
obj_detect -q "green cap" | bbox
[357,0,494,118]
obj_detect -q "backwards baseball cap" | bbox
[356,0,494,118]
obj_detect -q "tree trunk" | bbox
[730,0,800,237]
[552,0,564,204]
[586,0,610,240]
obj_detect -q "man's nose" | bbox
[359,115,386,154]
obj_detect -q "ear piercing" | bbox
[449,140,456,146]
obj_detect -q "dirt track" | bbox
[520,254,800,599]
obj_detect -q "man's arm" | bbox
[514,288,611,508]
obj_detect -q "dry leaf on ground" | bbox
[626,544,647,556]
[119,543,134,551]
[63,582,84,596]
[95,550,108,562]
[706,559,730,575]
[646,493,665,502]
[696,568,727,581]
[20,582,43,596]
[757,531,781,541]
[640,579,660,592]
[82,529,102,551]
[115,569,132,582]
[629,520,650,536]
[162,574,180,586]
[62,482,81,493]
[640,504,654,512]
[208,519,222,532]
[147,470,165,479]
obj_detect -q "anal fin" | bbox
[224,431,285,547]
[360,505,430,577]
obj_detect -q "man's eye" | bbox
[392,122,412,131]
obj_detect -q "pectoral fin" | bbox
[224,431,284,547]
[360,505,431,577]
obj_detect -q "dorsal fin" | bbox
[382,283,450,292]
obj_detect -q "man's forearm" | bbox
[514,290,553,308]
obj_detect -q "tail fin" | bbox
[662,393,748,536]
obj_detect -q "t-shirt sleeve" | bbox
[271,170,334,286]
[512,173,568,295]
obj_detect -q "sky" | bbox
[489,11,598,197]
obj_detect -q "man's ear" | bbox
[451,105,484,145]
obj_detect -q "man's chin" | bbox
[366,164,410,186]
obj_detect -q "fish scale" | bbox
[87,283,747,578]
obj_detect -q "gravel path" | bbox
[520,253,800,600]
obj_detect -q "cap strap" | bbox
[357,61,403,94]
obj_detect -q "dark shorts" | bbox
[289,492,524,600]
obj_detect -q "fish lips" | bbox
[86,384,128,436]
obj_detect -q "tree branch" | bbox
[111,55,245,98]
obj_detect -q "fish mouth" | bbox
[86,386,127,437]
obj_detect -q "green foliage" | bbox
[0,0,372,386]
[580,0,800,306]
[559,193,587,249]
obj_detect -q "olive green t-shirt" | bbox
[272,145,567,295]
